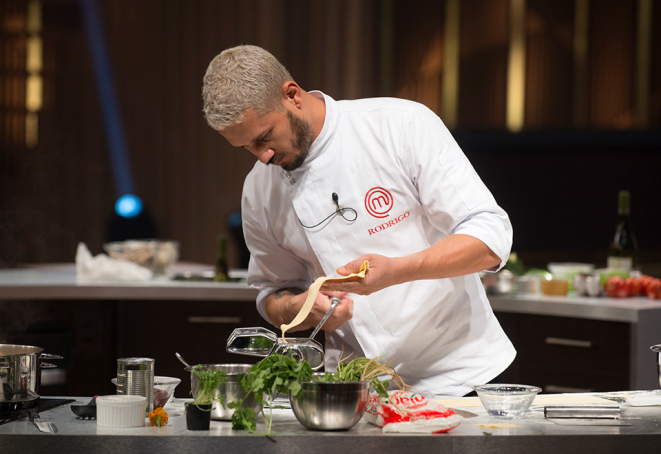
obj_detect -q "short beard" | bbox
[280,110,313,171]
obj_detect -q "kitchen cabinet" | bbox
[495,312,630,392]
[490,293,661,392]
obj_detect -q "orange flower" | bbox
[149,407,169,427]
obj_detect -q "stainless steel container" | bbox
[289,380,371,431]
[0,344,62,407]
[116,357,154,414]
[187,363,260,421]
[651,345,661,387]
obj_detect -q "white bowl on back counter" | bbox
[547,263,595,282]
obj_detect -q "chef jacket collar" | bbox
[280,91,336,183]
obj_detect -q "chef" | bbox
[202,45,516,397]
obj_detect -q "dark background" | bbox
[1,0,660,273]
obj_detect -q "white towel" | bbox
[75,243,152,281]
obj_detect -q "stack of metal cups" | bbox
[116,357,154,414]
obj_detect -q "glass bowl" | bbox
[103,240,179,274]
[111,376,181,409]
[473,384,541,419]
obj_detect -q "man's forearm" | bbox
[264,287,306,329]
[398,234,501,283]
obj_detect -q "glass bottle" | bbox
[214,234,230,282]
[607,190,639,271]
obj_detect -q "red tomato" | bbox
[647,279,661,300]
[626,277,642,297]
[605,276,630,298]
[640,275,655,296]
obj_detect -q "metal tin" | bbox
[116,357,154,414]
[544,405,621,419]
[226,327,325,370]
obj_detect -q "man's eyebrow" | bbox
[252,127,273,143]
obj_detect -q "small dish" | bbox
[473,384,541,419]
[540,279,568,296]
[96,395,147,428]
[110,376,181,408]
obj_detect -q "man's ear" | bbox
[281,81,302,108]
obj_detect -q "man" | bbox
[202,45,515,397]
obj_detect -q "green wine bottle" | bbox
[214,234,230,282]
[607,190,639,272]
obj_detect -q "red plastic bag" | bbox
[364,391,462,433]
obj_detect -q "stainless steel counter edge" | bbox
[1,396,660,454]
[488,294,661,323]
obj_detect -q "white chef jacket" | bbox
[241,92,516,397]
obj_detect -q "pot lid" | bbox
[0,344,44,357]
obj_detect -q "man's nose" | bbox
[256,147,275,164]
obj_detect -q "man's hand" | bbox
[265,288,353,333]
[322,254,401,295]
[321,234,502,296]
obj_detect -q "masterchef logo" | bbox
[365,187,394,218]
[367,211,410,236]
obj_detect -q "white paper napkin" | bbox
[76,243,152,281]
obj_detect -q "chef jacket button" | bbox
[290,179,296,185]
[285,171,291,177]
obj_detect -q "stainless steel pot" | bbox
[0,344,62,405]
[186,363,261,421]
[650,345,661,388]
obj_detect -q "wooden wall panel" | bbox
[588,0,636,129]
[458,0,509,129]
[650,0,661,127]
[524,0,574,128]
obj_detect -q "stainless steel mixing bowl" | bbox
[187,364,260,421]
[289,380,370,431]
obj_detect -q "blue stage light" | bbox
[115,194,143,218]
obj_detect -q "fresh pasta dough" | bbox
[280,261,369,338]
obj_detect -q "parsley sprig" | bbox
[190,365,228,410]
[229,354,313,434]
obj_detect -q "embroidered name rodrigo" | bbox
[367,211,410,236]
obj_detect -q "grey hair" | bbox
[202,45,293,131]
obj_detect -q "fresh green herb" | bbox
[316,355,406,398]
[189,365,228,410]
[229,353,407,434]
[229,354,313,434]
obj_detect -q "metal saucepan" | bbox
[0,344,62,407]
[185,363,261,421]
[650,345,661,388]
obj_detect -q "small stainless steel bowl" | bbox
[186,364,260,421]
[289,380,370,431]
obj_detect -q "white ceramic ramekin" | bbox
[96,395,147,428]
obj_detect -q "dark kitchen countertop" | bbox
[1,394,660,453]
